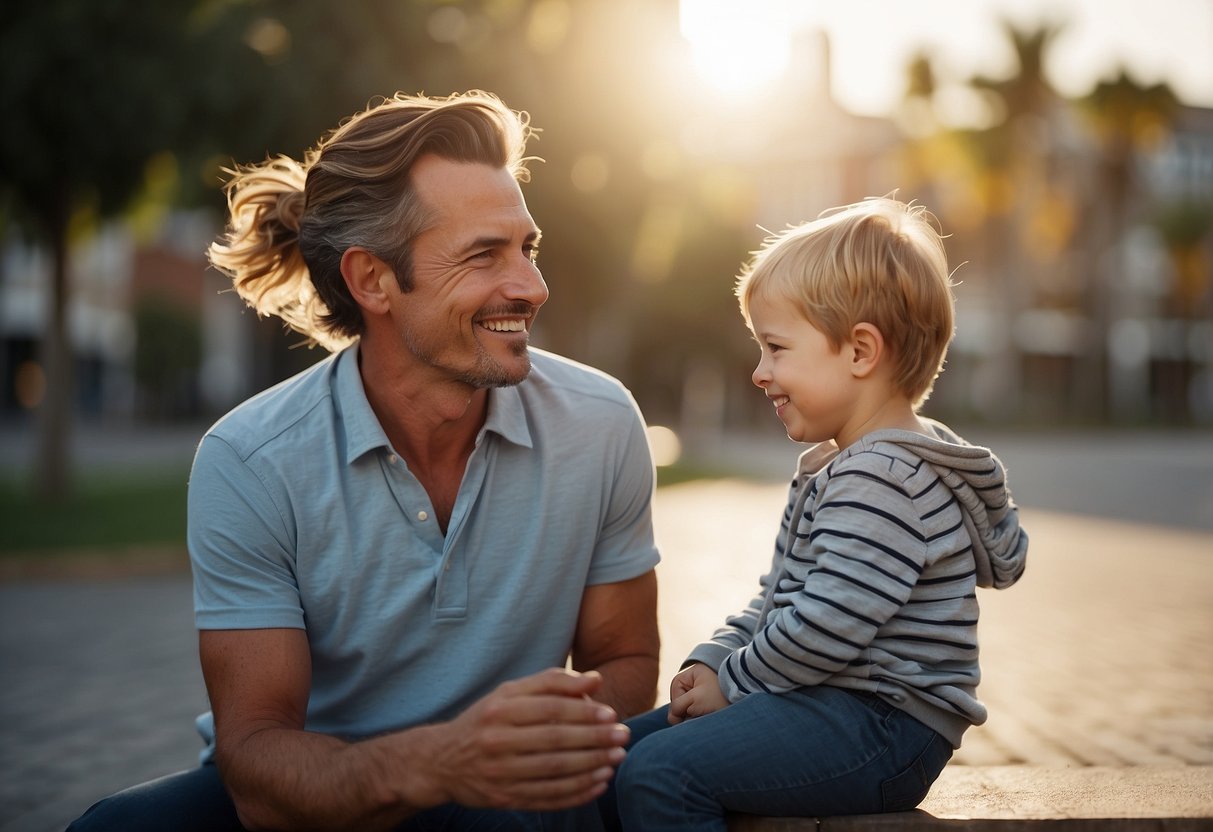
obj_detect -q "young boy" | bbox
[609,197,1029,830]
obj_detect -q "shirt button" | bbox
[387,454,398,464]
[417,510,428,522]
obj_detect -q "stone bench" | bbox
[727,766,1213,831]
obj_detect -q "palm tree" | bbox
[1077,70,1179,420]
[957,21,1068,421]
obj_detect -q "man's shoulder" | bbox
[205,351,342,459]
[525,348,637,410]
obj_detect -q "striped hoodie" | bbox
[686,419,1028,748]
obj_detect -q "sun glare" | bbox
[680,0,792,96]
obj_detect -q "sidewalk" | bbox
[2,430,1212,830]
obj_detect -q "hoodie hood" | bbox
[884,419,1027,589]
[801,419,1029,589]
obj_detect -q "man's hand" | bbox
[412,668,630,812]
[668,663,729,725]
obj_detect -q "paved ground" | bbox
[1,425,1211,830]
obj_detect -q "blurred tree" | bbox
[956,21,1068,421]
[1077,70,1178,419]
[2,0,740,496]
[1079,70,1178,237]
[134,295,203,420]
[0,0,273,500]
[1153,200,1213,318]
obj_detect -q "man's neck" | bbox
[357,340,488,484]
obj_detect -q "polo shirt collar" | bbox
[482,383,534,450]
[336,343,536,463]
[335,344,392,465]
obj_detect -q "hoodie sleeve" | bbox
[717,454,928,701]
[683,475,802,672]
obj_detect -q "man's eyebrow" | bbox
[459,228,542,255]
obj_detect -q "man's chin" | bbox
[465,352,531,389]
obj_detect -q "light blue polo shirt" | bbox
[187,344,660,746]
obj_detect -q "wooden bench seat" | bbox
[726,766,1213,831]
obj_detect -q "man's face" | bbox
[387,155,548,388]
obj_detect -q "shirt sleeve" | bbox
[584,397,661,586]
[188,433,305,631]
[718,456,928,700]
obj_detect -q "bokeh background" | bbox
[1,4,1212,829]
[2,0,1211,515]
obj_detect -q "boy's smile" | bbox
[747,293,860,446]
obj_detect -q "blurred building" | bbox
[698,29,1213,428]
[0,212,319,425]
[1,26,1210,429]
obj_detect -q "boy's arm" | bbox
[682,477,801,671]
[717,461,925,700]
[202,628,628,832]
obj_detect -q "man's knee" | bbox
[66,766,243,832]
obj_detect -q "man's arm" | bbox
[201,628,629,832]
[570,569,660,719]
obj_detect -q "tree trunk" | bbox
[36,193,73,502]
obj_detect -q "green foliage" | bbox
[134,296,203,420]
[0,467,190,553]
[1153,200,1213,247]
[3,3,200,223]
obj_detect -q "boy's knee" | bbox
[617,731,680,794]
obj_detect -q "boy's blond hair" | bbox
[736,197,955,409]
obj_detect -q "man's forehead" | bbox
[411,156,524,206]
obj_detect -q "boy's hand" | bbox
[668,663,729,725]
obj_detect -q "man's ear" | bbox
[340,247,393,315]
[849,322,884,379]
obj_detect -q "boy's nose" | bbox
[751,361,769,388]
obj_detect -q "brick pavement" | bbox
[0,577,208,832]
[2,477,1211,831]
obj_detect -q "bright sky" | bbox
[680,0,1213,115]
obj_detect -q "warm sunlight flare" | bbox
[679,0,792,96]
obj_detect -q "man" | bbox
[68,91,660,831]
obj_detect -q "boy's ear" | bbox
[849,322,884,379]
[340,247,394,315]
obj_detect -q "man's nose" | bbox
[506,258,549,307]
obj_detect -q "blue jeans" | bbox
[66,763,603,832]
[608,687,953,831]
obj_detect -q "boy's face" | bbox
[747,292,861,446]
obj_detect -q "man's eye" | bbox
[524,245,540,263]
